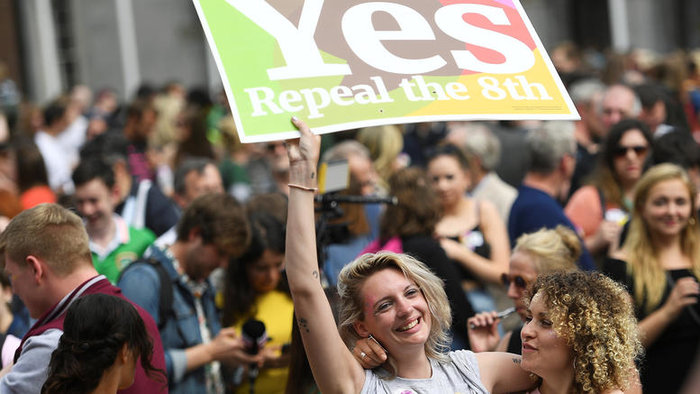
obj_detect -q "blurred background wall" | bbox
[1,0,699,104]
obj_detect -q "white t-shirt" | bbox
[34,131,75,194]
[361,350,488,394]
[1,334,20,368]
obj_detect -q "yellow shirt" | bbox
[233,290,294,394]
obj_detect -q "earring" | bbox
[689,217,697,226]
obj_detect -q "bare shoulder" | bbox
[478,199,506,232]
[478,199,500,218]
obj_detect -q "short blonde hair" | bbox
[513,225,581,274]
[0,203,92,276]
[527,271,642,393]
[337,252,451,377]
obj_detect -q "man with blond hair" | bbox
[0,203,166,393]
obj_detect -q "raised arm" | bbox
[286,117,365,393]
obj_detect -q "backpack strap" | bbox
[596,186,606,219]
[133,180,152,229]
[120,258,173,330]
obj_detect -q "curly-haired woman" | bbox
[467,225,580,354]
[521,271,642,394]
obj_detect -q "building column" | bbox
[205,41,222,97]
[20,0,62,103]
[608,0,630,52]
[115,0,140,99]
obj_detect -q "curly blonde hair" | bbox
[526,271,642,393]
[336,252,451,378]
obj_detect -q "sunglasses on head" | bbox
[614,145,648,158]
[501,273,527,289]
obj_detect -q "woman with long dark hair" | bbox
[222,210,292,394]
[42,294,164,394]
[566,119,653,258]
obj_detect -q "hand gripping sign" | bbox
[193,0,579,143]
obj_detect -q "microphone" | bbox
[241,319,267,385]
[242,319,267,355]
[314,194,398,205]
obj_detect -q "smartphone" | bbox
[368,334,389,356]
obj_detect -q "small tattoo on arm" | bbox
[512,357,521,365]
[310,172,315,179]
[299,317,310,333]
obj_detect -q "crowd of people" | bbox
[0,44,697,393]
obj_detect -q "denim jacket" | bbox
[119,245,222,394]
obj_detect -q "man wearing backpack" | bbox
[119,193,257,394]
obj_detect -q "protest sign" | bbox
[193,0,579,143]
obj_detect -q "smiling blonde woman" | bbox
[285,117,535,393]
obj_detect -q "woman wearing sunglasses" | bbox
[467,225,580,354]
[565,119,653,259]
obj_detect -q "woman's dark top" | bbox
[507,325,523,355]
[603,257,700,394]
[446,224,491,282]
[401,234,475,349]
